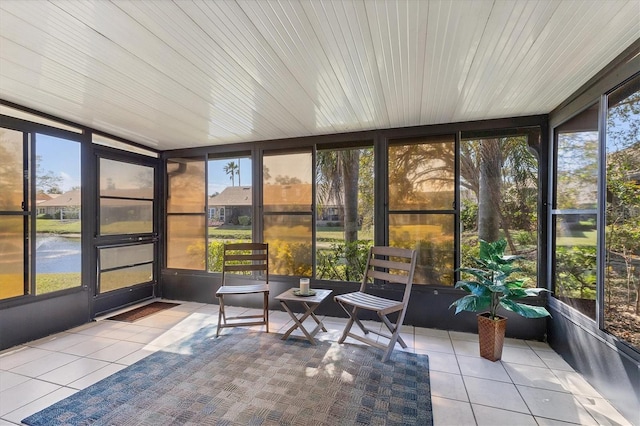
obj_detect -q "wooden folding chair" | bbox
[334,246,417,361]
[216,243,269,337]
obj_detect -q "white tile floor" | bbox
[0,299,631,426]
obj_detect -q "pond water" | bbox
[36,235,81,273]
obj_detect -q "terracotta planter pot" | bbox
[477,313,507,361]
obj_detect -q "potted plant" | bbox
[450,239,551,361]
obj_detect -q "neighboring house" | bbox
[209,186,252,224]
[35,192,59,215]
[37,190,80,218]
[263,183,344,224]
[209,184,343,225]
[38,188,153,222]
[263,183,312,212]
[100,188,154,225]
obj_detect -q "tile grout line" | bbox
[509,347,600,425]
[449,330,479,425]
[1,305,628,426]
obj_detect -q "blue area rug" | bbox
[23,327,432,425]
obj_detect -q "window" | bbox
[263,151,312,276]
[315,146,374,282]
[207,156,252,272]
[552,105,599,319]
[388,136,455,285]
[0,127,26,300]
[604,76,640,349]
[35,134,82,294]
[0,130,82,298]
[99,159,153,235]
[460,132,539,286]
[98,243,154,293]
[166,157,206,270]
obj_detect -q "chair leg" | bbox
[382,336,397,362]
[380,313,407,362]
[338,305,357,344]
[264,292,269,333]
[351,315,370,336]
[380,314,407,348]
[216,296,225,338]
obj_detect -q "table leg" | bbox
[280,300,324,345]
[303,302,327,332]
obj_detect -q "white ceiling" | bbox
[0,0,638,151]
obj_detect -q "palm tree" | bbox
[478,138,502,243]
[317,149,361,276]
[224,161,238,186]
[460,136,538,252]
[317,150,361,240]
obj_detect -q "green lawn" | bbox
[0,272,82,299]
[208,226,251,239]
[555,230,597,247]
[35,219,594,247]
[208,225,373,242]
[36,220,153,235]
[36,220,81,234]
[36,273,82,294]
[34,220,374,242]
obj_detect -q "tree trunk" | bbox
[341,150,360,244]
[478,139,502,242]
[497,209,517,253]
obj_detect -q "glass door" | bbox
[93,153,159,315]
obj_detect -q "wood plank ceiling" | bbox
[0,0,638,150]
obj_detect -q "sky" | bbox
[37,121,634,197]
[207,153,312,196]
[208,157,252,196]
[36,134,81,192]
[35,135,253,196]
[37,141,312,197]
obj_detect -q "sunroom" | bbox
[0,1,638,424]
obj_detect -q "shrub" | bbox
[460,199,478,231]
[238,216,251,226]
[514,230,535,246]
[268,240,312,276]
[555,246,597,299]
[206,240,253,272]
[316,240,373,281]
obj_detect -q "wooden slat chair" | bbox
[216,243,269,337]
[334,246,417,362]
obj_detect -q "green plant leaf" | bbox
[500,299,551,318]
[456,281,493,297]
[523,288,550,297]
[504,279,526,289]
[452,238,551,319]
[450,294,491,314]
[504,288,529,299]
[458,268,493,286]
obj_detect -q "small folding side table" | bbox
[275,288,333,345]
